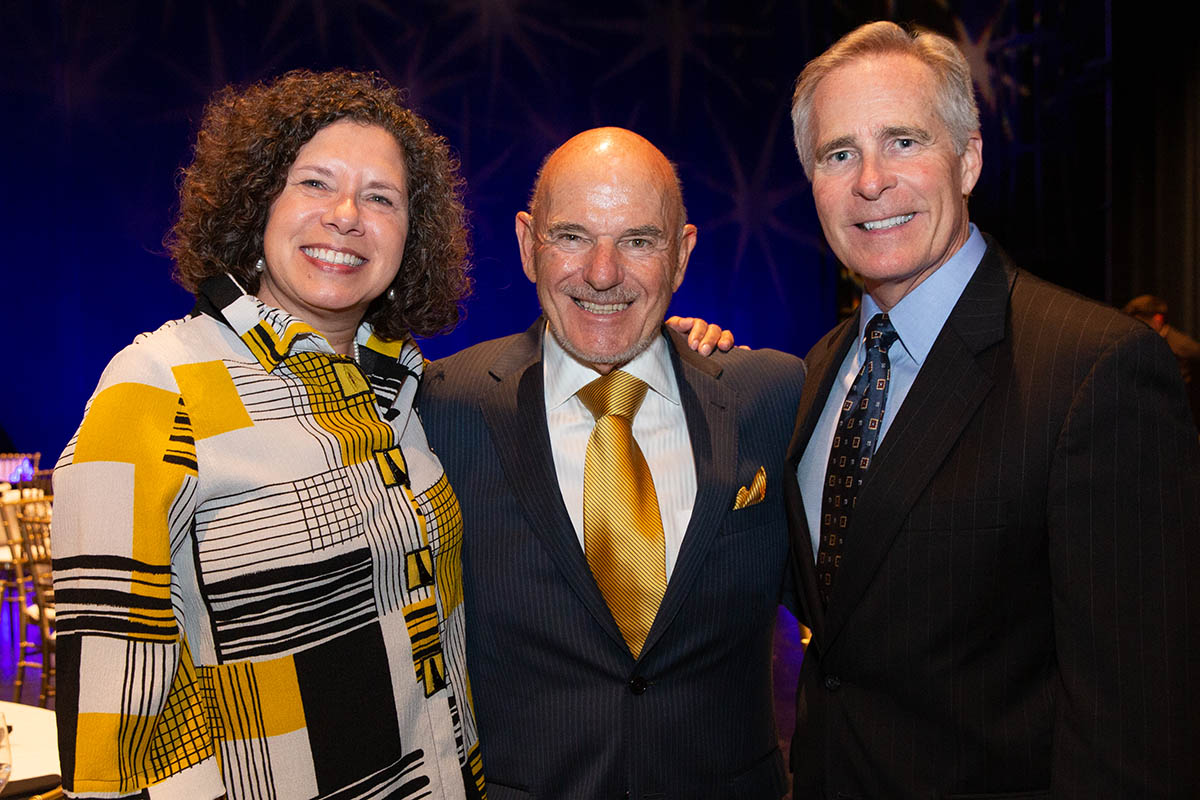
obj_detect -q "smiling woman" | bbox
[257,120,413,350]
[52,71,483,800]
[169,70,470,342]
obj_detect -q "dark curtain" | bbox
[1112,8,1200,335]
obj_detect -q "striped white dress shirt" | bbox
[543,329,697,579]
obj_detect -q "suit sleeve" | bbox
[1047,324,1200,796]
[771,355,808,620]
[53,346,225,799]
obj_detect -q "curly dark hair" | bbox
[167,69,471,339]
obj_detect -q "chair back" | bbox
[17,469,54,495]
[1,491,51,542]
[13,501,55,706]
[1,492,52,549]
[14,507,54,639]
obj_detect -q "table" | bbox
[0,701,60,798]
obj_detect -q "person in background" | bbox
[784,21,1199,798]
[1123,293,1200,431]
[419,127,804,799]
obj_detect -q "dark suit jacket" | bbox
[785,238,1200,799]
[419,322,805,800]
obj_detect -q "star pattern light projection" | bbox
[10,0,1105,493]
[574,0,764,125]
[698,104,823,295]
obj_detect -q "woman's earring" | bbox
[386,287,396,302]
[254,257,266,273]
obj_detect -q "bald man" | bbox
[418,128,805,799]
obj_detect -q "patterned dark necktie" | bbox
[816,313,899,606]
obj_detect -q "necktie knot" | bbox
[577,370,649,421]
[865,313,899,354]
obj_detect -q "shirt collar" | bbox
[195,272,422,382]
[858,223,986,366]
[543,324,679,411]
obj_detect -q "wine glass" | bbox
[0,712,11,791]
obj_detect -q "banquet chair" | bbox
[13,507,55,706]
[0,492,49,655]
[0,498,20,636]
[17,468,54,495]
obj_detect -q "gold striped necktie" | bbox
[577,369,667,658]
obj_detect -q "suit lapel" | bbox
[820,244,1015,648]
[478,319,628,650]
[784,316,858,643]
[640,328,736,658]
[786,317,860,472]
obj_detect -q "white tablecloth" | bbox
[0,700,59,796]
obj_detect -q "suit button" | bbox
[824,675,841,691]
[628,676,648,695]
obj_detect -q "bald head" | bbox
[517,127,698,373]
[530,127,688,230]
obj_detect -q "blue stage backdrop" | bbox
[4,2,1114,461]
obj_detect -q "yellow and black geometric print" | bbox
[376,445,410,488]
[53,275,482,799]
[417,473,465,616]
[407,546,436,591]
[404,595,447,697]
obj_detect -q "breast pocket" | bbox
[893,498,1021,632]
[904,498,1011,534]
[708,497,790,619]
[723,496,778,535]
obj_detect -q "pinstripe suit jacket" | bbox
[785,238,1200,799]
[419,322,805,800]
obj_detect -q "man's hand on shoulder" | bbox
[666,316,747,355]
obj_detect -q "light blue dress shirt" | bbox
[796,225,988,560]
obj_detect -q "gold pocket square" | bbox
[733,466,767,510]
